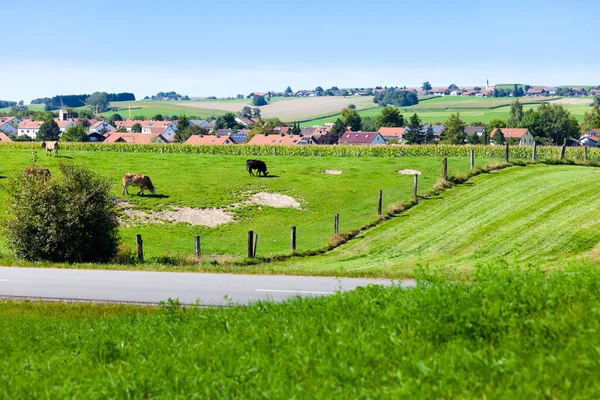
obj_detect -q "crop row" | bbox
[2,142,598,161]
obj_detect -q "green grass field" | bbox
[272,164,600,277]
[0,148,496,263]
[1,265,600,397]
[303,96,594,125]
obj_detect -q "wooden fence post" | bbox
[136,234,143,262]
[584,145,588,162]
[560,138,567,161]
[194,235,201,258]
[253,234,259,258]
[378,190,383,216]
[470,149,474,170]
[160,147,164,154]
[532,141,537,161]
[291,226,297,252]
[247,231,254,258]
[504,143,509,163]
[413,174,418,202]
[442,157,448,180]
[273,147,277,156]
[334,214,339,234]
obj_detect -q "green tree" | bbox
[341,107,362,131]
[320,118,346,144]
[5,163,119,263]
[152,114,164,121]
[36,119,61,141]
[422,81,432,91]
[488,119,507,129]
[361,117,377,132]
[375,106,404,129]
[403,113,423,144]
[61,125,88,142]
[176,115,190,133]
[86,92,109,113]
[240,106,252,117]
[582,102,600,132]
[507,99,524,128]
[290,121,301,135]
[443,113,467,144]
[480,130,490,145]
[131,123,142,133]
[109,113,123,123]
[492,128,505,145]
[252,107,261,118]
[253,95,267,106]
[425,125,435,143]
[468,131,481,144]
[284,86,293,96]
[216,113,239,129]
[315,86,324,96]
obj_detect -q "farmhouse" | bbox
[247,133,315,146]
[89,120,115,134]
[580,136,598,147]
[189,119,210,129]
[527,88,545,96]
[235,116,258,127]
[378,127,405,142]
[491,128,535,146]
[185,134,237,145]
[337,131,387,146]
[431,88,447,96]
[0,117,19,135]
[589,89,600,96]
[0,131,12,142]
[545,87,557,95]
[465,126,486,137]
[54,119,77,132]
[17,120,43,138]
[104,132,169,144]
[420,124,446,140]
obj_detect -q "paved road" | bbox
[0,267,415,305]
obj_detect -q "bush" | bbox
[4,163,120,263]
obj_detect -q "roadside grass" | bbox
[274,164,600,278]
[0,149,495,261]
[1,265,599,397]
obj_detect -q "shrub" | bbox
[4,163,120,263]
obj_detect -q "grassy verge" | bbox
[1,265,599,397]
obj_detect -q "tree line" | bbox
[31,92,136,111]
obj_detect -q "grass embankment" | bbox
[269,164,600,277]
[0,149,494,261]
[1,265,599,397]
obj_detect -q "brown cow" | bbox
[41,141,59,157]
[24,167,51,178]
[122,173,156,196]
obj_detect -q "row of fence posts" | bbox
[134,144,591,261]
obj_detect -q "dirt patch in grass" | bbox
[323,169,343,175]
[250,192,301,209]
[119,203,233,227]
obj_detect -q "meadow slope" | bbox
[270,164,600,277]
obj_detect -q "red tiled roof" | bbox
[18,120,43,129]
[492,128,530,139]
[0,131,12,142]
[247,134,312,146]
[378,127,405,138]
[338,131,382,144]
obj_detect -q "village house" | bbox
[89,120,115,134]
[235,116,258,127]
[545,87,557,95]
[430,88,447,96]
[0,117,19,135]
[17,120,43,138]
[247,132,315,146]
[580,129,600,147]
[464,126,486,137]
[185,134,237,145]
[0,131,12,142]
[378,127,405,142]
[420,125,446,140]
[527,88,546,96]
[104,131,169,144]
[189,119,210,129]
[491,128,535,146]
[337,131,387,146]
[589,89,600,96]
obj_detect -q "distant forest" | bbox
[31,93,136,110]
[0,100,17,108]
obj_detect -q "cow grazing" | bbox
[41,141,59,157]
[246,159,268,177]
[24,167,51,178]
[122,173,156,196]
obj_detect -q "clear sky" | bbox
[2,0,599,102]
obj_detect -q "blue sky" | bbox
[2,0,599,101]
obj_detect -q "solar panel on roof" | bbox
[231,132,248,143]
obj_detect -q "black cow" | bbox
[246,159,268,176]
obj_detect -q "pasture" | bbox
[1,265,600,397]
[0,147,495,264]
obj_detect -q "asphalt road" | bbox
[0,267,415,305]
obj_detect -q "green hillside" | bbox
[276,164,600,277]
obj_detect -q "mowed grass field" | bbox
[267,164,600,277]
[0,148,496,263]
[2,265,600,397]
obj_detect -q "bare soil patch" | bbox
[548,98,592,105]
[250,192,301,209]
[119,204,233,227]
[323,169,343,175]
